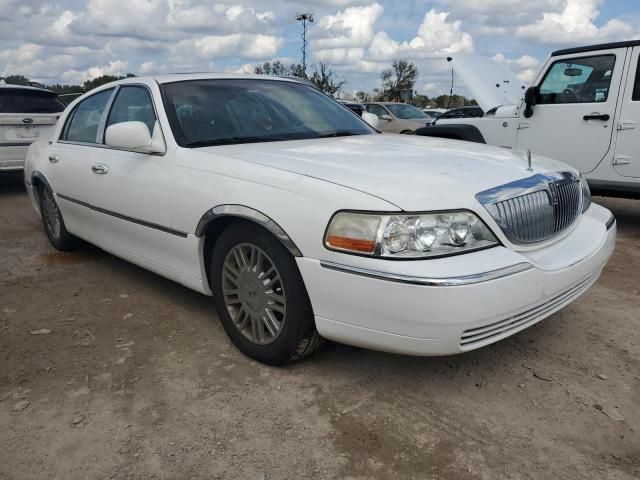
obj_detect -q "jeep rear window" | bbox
[0,89,66,114]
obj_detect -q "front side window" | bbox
[0,89,65,114]
[162,79,374,147]
[106,86,157,135]
[385,104,428,120]
[538,55,616,104]
[63,89,113,143]
[366,104,389,118]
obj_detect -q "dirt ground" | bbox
[0,171,638,480]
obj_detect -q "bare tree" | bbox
[381,59,418,101]
[310,61,345,95]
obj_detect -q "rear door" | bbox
[516,48,628,173]
[0,88,64,169]
[49,88,116,244]
[613,46,640,177]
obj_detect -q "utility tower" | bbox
[295,13,314,75]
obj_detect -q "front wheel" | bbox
[211,222,322,365]
[38,184,77,251]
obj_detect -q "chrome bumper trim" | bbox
[319,261,533,287]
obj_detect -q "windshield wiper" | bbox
[184,136,285,148]
[317,131,360,138]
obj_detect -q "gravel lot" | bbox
[1,171,638,480]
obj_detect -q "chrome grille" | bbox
[476,172,583,244]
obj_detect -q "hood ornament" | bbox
[527,149,533,172]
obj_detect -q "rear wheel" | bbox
[38,184,77,251]
[211,222,322,365]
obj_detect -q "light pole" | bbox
[295,13,314,76]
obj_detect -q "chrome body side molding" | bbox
[320,261,533,287]
[195,205,302,257]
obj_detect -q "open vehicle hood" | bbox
[449,54,526,112]
[196,134,568,212]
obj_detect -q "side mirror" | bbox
[523,86,539,119]
[105,121,165,154]
[362,111,379,129]
[380,114,392,121]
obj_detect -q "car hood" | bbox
[196,134,569,211]
[448,54,526,112]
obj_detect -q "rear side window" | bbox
[63,89,113,144]
[538,55,616,104]
[106,86,157,135]
[0,89,65,113]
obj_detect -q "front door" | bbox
[88,85,176,267]
[516,48,628,174]
[613,46,640,178]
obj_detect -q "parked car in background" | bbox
[0,83,65,171]
[421,108,446,120]
[417,41,640,198]
[24,74,615,365]
[338,100,364,116]
[364,102,431,133]
[435,106,484,121]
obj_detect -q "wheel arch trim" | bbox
[31,170,53,191]
[196,204,302,257]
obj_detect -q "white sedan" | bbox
[24,74,616,365]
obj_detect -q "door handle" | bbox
[48,155,59,163]
[91,163,109,174]
[613,155,631,166]
[583,113,610,121]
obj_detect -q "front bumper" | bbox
[296,203,616,356]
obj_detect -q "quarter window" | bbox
[106,86,157,135]
[63,89,113,143]
[537,55,616,104]
[632,56,640,101]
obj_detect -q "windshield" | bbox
[385,104,428,120]
[161,79,374,147]
[0,89,65,114]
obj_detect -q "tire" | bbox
[210,222,323,365]
[400,130,415,135]
[38,183,77,251]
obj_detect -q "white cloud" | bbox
[190,34,283,60]
[493,53,541,82]
[312,3,383,50]
[516,0,635,44]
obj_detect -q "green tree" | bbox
[309,61,345,95]
[354,91,370,102]
[381,59,418,101]
[82,73,135,92]
[254,61,307,78]
[2,75,31,86]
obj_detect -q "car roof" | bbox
[552,40,640,57]
[151,73,303,85]
[0,83,56,94]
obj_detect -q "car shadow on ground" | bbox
[0,172,26,197]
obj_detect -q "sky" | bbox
[0,0,639,97]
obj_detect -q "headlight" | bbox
[580,176,592,213]
[325,211,499,259]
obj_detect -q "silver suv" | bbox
[0,83,65,171]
